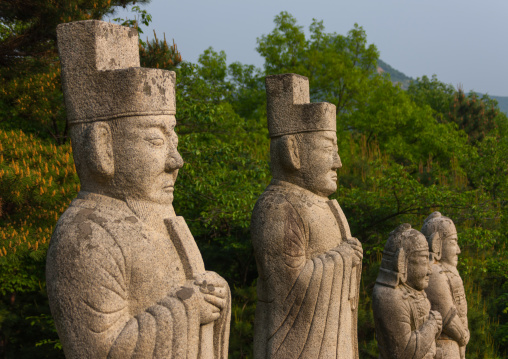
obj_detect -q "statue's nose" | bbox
[333,151,342,170]
[166,150,184,171]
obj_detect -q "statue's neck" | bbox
[77,191,176,235]
[440,262,459,275]
[270,179,329,202]
[401,282,426,297]
[125,198,176,234]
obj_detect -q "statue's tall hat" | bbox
[265,73,336,137]
[57,20,175,124]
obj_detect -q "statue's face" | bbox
[111,115,183,205]
[441,233,460,267]
[299,131,342,197]
[406,250,431,291]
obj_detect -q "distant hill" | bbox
[377,59,508,115]
[377,59,413,90]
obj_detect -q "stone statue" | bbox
[46,20,230,358]
[373,223,443,359]
[422,212,469,359]
[251,73,363,359]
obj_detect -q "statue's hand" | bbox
[429,310,443,337]
[194,271,229,299]
[345,237,363,267]
[194,271,228,324]
[332,238,363,267]
[463,328,470,346]
[197,293,221,324]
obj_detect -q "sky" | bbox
[108,0,508,96]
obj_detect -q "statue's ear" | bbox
[395,248,407,283]
[282,135,301,171]
[429,232,442,261]
[88,122,114,180]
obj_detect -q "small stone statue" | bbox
[373,224,443,359]
[251,73,363,359]
[46,20,230,358]
[422,212,469,359]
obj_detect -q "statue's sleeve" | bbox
[374,291,439,359]
[426,267,469,346]
[253,198,353,358]
[47,220,201,359]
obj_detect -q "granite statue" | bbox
[251,73,363,359]
[373,223,443,359]
[46,20,230,358]
[422,212,469,359]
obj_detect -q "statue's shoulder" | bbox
[254,182,314,214]
[252,184,295,220]
[49,195,140,260]
[373,282,399,299]
[251,184,309,249]
[373,283,412,310]
[53,195,127,232]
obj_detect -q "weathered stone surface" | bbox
[46,20,230,358]
[373,224,443,359]
[251,73,363,359]
[422,212,469,359]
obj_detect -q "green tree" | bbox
[448,88,501,143]
[407,75,455,116]
[257,11,379,114]
[0,0,149,66]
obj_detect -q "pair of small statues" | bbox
[46,20,468,358]
[373,214,469,359]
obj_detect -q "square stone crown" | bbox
[57,20,175,124]
[265,73,336,137]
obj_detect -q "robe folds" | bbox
[251,180,361,359]
[425,263,469,359]
[46,192,230,359]
[373,283,439,359]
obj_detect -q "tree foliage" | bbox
[448,88,501,143]
[0,0,149,66]
[257,11,379,114]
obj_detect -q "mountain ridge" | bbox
[377,59,508,115]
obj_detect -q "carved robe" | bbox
[373,283,439,359]
[251,180,360,359]
[46,192,230,359]
[425,263,468,359]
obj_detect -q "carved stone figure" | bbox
[422,212,469,359]
[251,73,363,359]
[373,224,443,359]
[46,20,230,358]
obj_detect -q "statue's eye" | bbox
[148,138,164,146]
